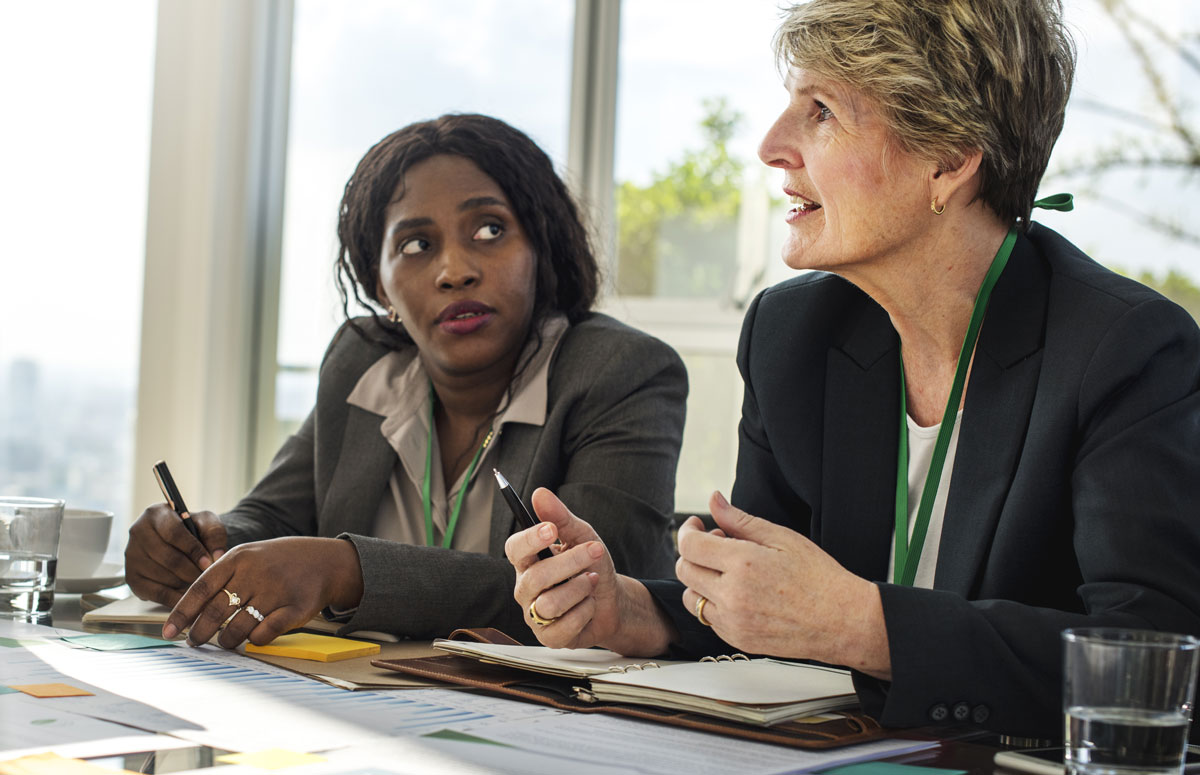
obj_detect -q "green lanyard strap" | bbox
[423,384,494,549]
[891,194,1070,586]
[1032,193,1073,212]
[892,226,1018,586]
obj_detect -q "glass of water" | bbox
[0,497,65,623]
[1064,628,1200,775]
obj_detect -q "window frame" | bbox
[133,0,749,512]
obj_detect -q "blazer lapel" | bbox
[934,236,1048,596]
[319,406,394,538]
[820,297,901,583]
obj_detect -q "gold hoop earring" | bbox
[931,197,946,215]
[386,306,401,324]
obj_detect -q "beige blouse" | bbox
[345,316,568,554]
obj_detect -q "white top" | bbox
[885,410,962,589]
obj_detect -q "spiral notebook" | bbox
[373,628,879,749]
[431,639,855,725]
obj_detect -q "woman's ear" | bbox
[930,148,984,204]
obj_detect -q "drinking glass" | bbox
[0,497,65,622]
[1064,627,1200,775]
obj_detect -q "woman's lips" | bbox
[784,193,821,225]
[440,313,493,335]
[435,301,495,335]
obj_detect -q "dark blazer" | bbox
[222,312,687,640]
[646,223,1200,737]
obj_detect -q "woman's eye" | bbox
[473,223,503,241]
[399,238,430,255]
[815,101,833,122]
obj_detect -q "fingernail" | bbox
[587,542,604,559]
[538,524,554,541]
[587,572,600,586]
[198,556,211,570]
[162,624,178,639]
[212,550,225,561]
[713,491,730,508]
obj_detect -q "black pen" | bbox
[493,469,554,561]
[152,460,201,540]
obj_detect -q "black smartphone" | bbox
[995,746,1200,775]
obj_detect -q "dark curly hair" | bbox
[335,114,599,346]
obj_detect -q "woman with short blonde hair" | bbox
[506,0,1200,738]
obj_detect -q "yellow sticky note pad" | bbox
[0,752,137,775]
[216,750,326,770]
[244,633,380,662]
[10,683,94,698]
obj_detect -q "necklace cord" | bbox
[892,226,1018,586]
[423,383,494,549]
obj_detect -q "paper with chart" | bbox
[463,712,937,775]
[0,620,936,775]
[0,622,556,755]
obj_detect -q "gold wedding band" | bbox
[529,599,558,627]
[223,588,241,607]
[695,595,712,627]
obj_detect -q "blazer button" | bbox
[952,702,971,722]
[929,703,949,722]
[972,705,990,724]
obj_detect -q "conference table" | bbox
[14,591,1035,775]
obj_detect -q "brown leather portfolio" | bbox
[371,627,885,749]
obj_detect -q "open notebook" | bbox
[429,638,856,726]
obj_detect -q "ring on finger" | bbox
[529,598,558,627]
[221,607,242,629]
[222,588,241,607]
[244,605,265,623]
[695,595,713,627]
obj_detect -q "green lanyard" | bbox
[423,384,494,549]
[892,194,1072,586]
[892,227,1016,586]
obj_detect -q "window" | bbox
[609,1,793,511]
[88,0,1195,527]
[0,1,156,556]
[265,0,574,468]
[1040,0,1200,313]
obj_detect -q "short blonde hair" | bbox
[775,0,1075,227]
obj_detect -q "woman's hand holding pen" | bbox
[506,488,678,657]
[125,504,228,607]
[161,536,365,648]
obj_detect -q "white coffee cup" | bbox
[57,509,114,578]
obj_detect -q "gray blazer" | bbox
[221,312,687,640]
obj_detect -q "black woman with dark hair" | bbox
[126,114,688,648]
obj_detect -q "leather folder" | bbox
[372,627,885,749]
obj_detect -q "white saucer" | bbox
[56,561,126,593]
